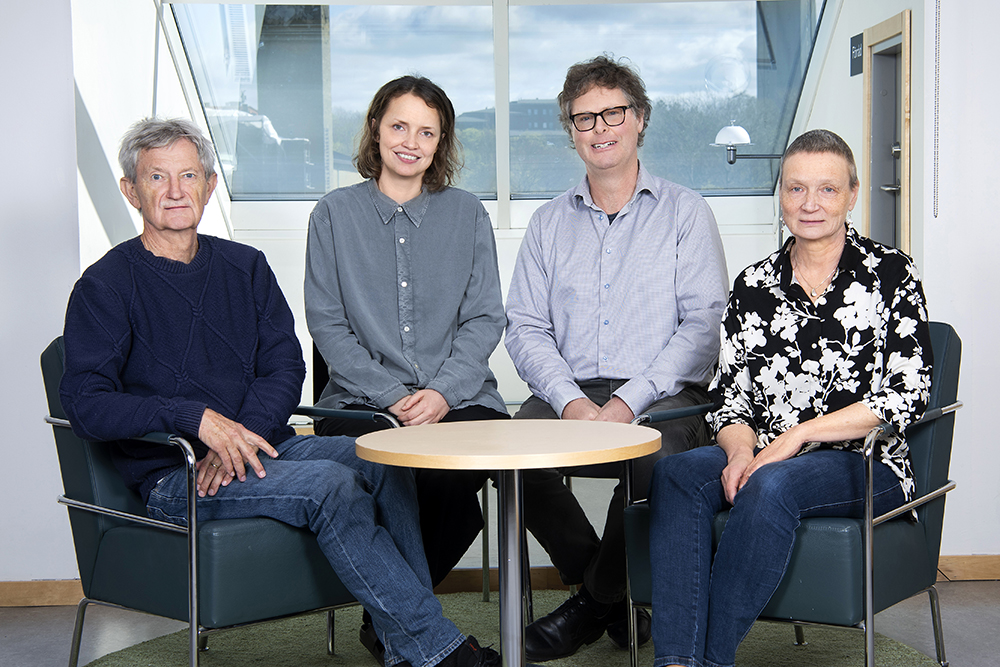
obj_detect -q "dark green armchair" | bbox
[41,336,392,667]
[624,321,962,667]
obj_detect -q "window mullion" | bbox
[492,0,511,228]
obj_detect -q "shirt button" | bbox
[414,363,420,370]
[604,320,609,325]
[397,206,403,213]
[604,284,610,289]
[401,281,408,288]
[603,356,608,361]
[403,326,410,332]
[399,238,405,244]
[606,248,611,254]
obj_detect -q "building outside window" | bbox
[172,1,824,202]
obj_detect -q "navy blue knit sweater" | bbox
[60,235,305,503]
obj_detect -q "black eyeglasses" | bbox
[570,105,631,132]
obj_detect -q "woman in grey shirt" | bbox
[305,76,507,598]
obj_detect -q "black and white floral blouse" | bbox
[708,226,933,499]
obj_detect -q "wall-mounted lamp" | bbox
[711,122,783,165]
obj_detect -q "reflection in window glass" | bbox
[174,4,494,200]
[173,1,822,201]
[509,1,822,197]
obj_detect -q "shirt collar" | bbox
[571,161,657,216]
[777,224,865,292]
[366,178,431,228]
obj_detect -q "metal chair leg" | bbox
[67,598,90,667]
[482,483,491,602]
[624,460,638,667]
[564,476,577,596]
[522,519,533,624]
[327,609,335,655]
[927,586,949,666]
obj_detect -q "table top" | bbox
[355,419,661,470]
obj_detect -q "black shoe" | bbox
[359,619,385,665]
[605,605,652,649]
[524,591,616,661]
[440,635,500,667]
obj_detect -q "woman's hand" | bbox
[390,389,450,426]
[721,448,754,505]
[735,403,882,493]
[716,423,758,504]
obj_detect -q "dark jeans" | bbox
[649,446,906,667]
[316,403,508,587]
[514,381,711,604]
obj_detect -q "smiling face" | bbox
[570,85,642,176]
[120,138,217,239]
[376,92,442,196]
[780,150,860,246]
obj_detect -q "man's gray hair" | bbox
[118,117,216,182]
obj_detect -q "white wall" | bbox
[920,0,1000,555]
[803,0,1000,556]
[0,0,81,580]
[3,0,997,585]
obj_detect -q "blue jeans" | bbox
[648,446,906,667]
[147,434,464,667]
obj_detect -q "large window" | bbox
[172,1,824,201]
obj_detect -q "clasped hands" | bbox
[561,395,635,423]
[388,388,450,427]
[720,425,808,505]
[195,407,278,497]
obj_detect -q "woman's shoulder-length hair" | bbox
[354,75,461,193]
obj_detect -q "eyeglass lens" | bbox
[573,106,628,132]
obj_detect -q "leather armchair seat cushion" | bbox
[625,503,936,627]
[87,517,352,628]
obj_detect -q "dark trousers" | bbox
[316,404,507,587]
[515,381,711,604]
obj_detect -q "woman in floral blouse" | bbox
[646,129,933,667]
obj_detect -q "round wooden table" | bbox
[357,419,661,667]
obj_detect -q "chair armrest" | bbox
[863,400,962,525]
[294,405,400,429]
[46,416,195,533]
[631,401,717,426]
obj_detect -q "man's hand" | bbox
[389,389,450,427]
[197,407,279,486]
[196,450,233,497]
[561,397,601,421]
[594,396,635,424]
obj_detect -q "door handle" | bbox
[880,184,901,194]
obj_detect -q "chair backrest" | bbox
[903,321,961,571]
[41,336,148,595]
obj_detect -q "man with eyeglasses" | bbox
[505,55,729,662]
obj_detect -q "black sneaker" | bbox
[440,635,501,667]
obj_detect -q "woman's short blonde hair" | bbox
[780,129,859,190]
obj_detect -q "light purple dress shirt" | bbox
[505,164,729,417]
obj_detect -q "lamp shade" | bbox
[712,123,752,147]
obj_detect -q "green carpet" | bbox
[84,590,938,666]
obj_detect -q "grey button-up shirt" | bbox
[305,179,507,415]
